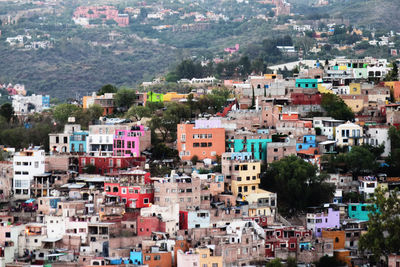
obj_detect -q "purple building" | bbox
[306,207,340,237]
[113,125,146,157]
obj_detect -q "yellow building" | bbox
[318,83,333,94]
[163,92,189,102]
[349,83,361,95]
[341,97,364,113]
[246,189,277,217]
[195,247,223,267]
[222,152,261,197]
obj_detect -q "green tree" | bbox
[0,103,14,123]
[315,255,344,267]
[97,84,117,96]
[115,88,136,111]
[286,257,297,267]
[266,258,283,267]
[126,105,151,121]
[52,104,81,124]
[261,155,334,216]
[386,126,400,176]
[359,187,400,264]
[384,62,398,81]
[321,93,355,120]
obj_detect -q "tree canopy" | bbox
[359,187,400,264]
[114,88,136,111]
[261,155,334,216]
[321,93,355,120]
[97,84,118,96]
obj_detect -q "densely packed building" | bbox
[0,57,399,266]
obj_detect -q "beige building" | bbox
[335,122,363,147]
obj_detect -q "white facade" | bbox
[358,176,377,199]
[364,126,391,157]
[313,117,344,140]
[13,149,46,199]
[12,94,49,114]
[44,215,66,239]
[335,122,363,147]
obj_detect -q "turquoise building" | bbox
[295,79,321,89]
[70,131,88,153]
[348,203,376,221]
[230,138,272,161]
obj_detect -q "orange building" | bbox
[322,230,345,250]
[177,119,226,161]
[143,249,172,267]
[384,81,400,102]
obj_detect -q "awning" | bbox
[42,237,62,242]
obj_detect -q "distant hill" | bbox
[289,0,400,31]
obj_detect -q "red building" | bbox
[104,169,153,209]
[79,156,145,175]
[264,227,312,258]
[136,216,165,236]
[179,211,188,230]
[290,93,322,105]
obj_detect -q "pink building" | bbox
[73,6,129,26]
[113,125,147,157]
[224,44,240,54]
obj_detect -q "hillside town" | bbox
[0,56,399,267]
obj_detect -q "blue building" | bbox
[69,131,88,153]
[295,79,321,89]
[230,138,272,161]
[296,135,317,151]
[348,203,376,221]
[42,95,50,109]
[188,210,210,229]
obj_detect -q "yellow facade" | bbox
[163,92,189,102]
[246,189,276,217]
[342,98,364,113]
[230,161,261,197]
[349,83,361,95]
[318,84,333,94]
[196,248,223,267]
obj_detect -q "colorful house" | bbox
[113,126,146,157]
[296,135,317,151]
[229,138,272,161]
[147,91,164,102]
[306,207,340,237]
[70,131,88,153]
[221,152,261,197]
[295,79,321,89]
[104,170,153,209]
[348,203,375,221]
[177,119,225,161]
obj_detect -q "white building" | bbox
[358,176,377,199]
[12,94,50,115]
[364,125,391,157]
[335,122,363,147]
[13,149,46,199]
[313,117,344,140]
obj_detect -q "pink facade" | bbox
[73,6,129,26]
[113,126,145,157]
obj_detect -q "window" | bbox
[202,254,207,258]
[145,256,151,261]
[5,232,10,238]
[143,198,149,204]
[274,148,278,152]
[154,255,160,260]
[212,264,218,267]
[121,188,127,194]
